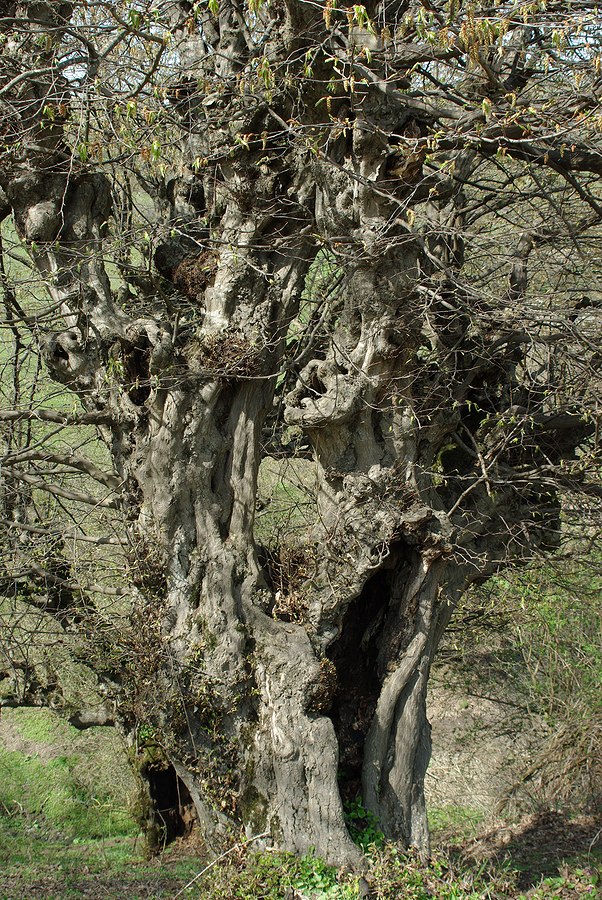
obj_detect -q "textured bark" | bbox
[1,0,600,866]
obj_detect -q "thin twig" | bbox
[171,831,270,899]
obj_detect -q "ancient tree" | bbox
[1,0,600,862]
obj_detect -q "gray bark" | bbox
[1,0,599,866]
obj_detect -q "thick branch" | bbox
[1,450,122,491]
[0,408,116,426]
[10,562,128,597]
[0,518,125,545]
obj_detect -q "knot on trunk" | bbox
[43,329,97,386]
[285,359,361,427]
[106,320,173,407]
[9,173,66,242]
[124,319,173,374]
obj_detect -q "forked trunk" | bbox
[3,0,591,869]
[126,410,464,862]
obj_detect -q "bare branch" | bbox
[1,467,120,509]
[0,409,116,426]
[1,450,122,491]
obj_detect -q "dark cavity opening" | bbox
[53,341,69,361]
[125,342,152,405]
[146,762,197,845]
[328,568,393,804]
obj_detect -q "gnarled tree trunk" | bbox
[1,0,599,866]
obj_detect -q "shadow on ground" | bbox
[455,810,602,889]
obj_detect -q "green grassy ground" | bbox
[0,708,599,899]
[0,808,599,899]
[0,709,136,840]
[0,816,201,899]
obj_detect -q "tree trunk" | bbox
[124,467,460,863]
[247,609,361,863]
[104,338,465,862]
[2,0,597,868]
[362,556,462,852]
[0,149,471,860]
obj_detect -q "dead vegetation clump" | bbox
[265,544,314,622]
[189,331,261,379]
[172,251,217,299]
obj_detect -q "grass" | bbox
[0,814,201,899]
[0,707,202,897]
[428,805,485,844]
[0,746,133,839]
[2,820,594,900]
[0,709,137,841]
[0,751,599,899]
[255,456,317,547]
[5,707,59,743]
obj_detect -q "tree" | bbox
[0,0,600,863]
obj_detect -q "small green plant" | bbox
[292,850,358,898]
[136,723,157,746]
[344,796,385,851]
[366,845,519,900]
[191,848,359,898]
